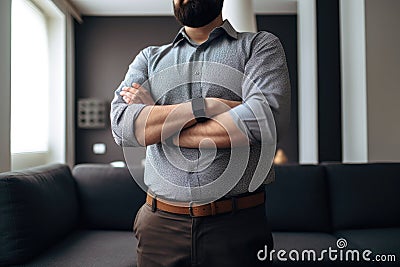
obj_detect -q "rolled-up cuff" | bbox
[228,101,261,144]
[122,104,147,147]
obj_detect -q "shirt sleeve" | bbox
[228,32,291,144]
[110,48,149,147]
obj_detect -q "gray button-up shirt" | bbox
[111,20,290,201]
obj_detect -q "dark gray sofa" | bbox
[267,164,399,267]
[0,163,399,267]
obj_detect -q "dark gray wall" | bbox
[74,15,299,164]
[365,0,400,161]
[256,15,298,163]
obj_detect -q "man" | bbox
[111,0,290,266]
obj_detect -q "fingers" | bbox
[132,83,141,89]
[121,83,149,95]
[227,100,242,108]
[215,98,242,108]
[120,90,143,104]
[123,83,144,92]
[120,84,140,104]
[121,88,138,96]
[120,83,155,105]
[122,95,132,104]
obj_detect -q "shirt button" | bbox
[195,71,200,76]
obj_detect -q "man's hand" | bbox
[204,98,241,117]
[120,83,155,105]
[173,111,249,149]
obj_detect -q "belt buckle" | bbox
[151,195,157,212]
[210,201,217,216]
[189,202,195,217]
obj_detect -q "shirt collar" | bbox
[219,20,238,39]
[172,20,238,47]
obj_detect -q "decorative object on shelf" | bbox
[77,98,106,129]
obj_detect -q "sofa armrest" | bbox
[72,164,146,231]
[0,164,79,266]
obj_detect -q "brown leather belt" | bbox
[146,191,265,217]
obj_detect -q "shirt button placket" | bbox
[198,47,205,98]
[192,47,203,98]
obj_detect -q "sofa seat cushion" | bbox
[335,228,400,266]
[22,230,138,267]
[271,232,375,267]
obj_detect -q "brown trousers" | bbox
[133,201,273,267]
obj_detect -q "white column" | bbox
[340,0,368,163]
[298,0,319,164]
[222,0,257,32]
[0,0,12,172]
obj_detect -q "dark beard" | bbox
[173,0,224,28]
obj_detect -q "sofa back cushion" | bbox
[72,164,146,231]
[265,165,332,232]
[0,164,79,266]
[326,163,400,230]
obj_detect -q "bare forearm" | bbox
[135,102,195,146]
[175,112,249,149]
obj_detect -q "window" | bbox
[11,0,49,154]
[11,0,66,170]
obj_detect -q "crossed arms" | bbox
[120,84,249,148]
